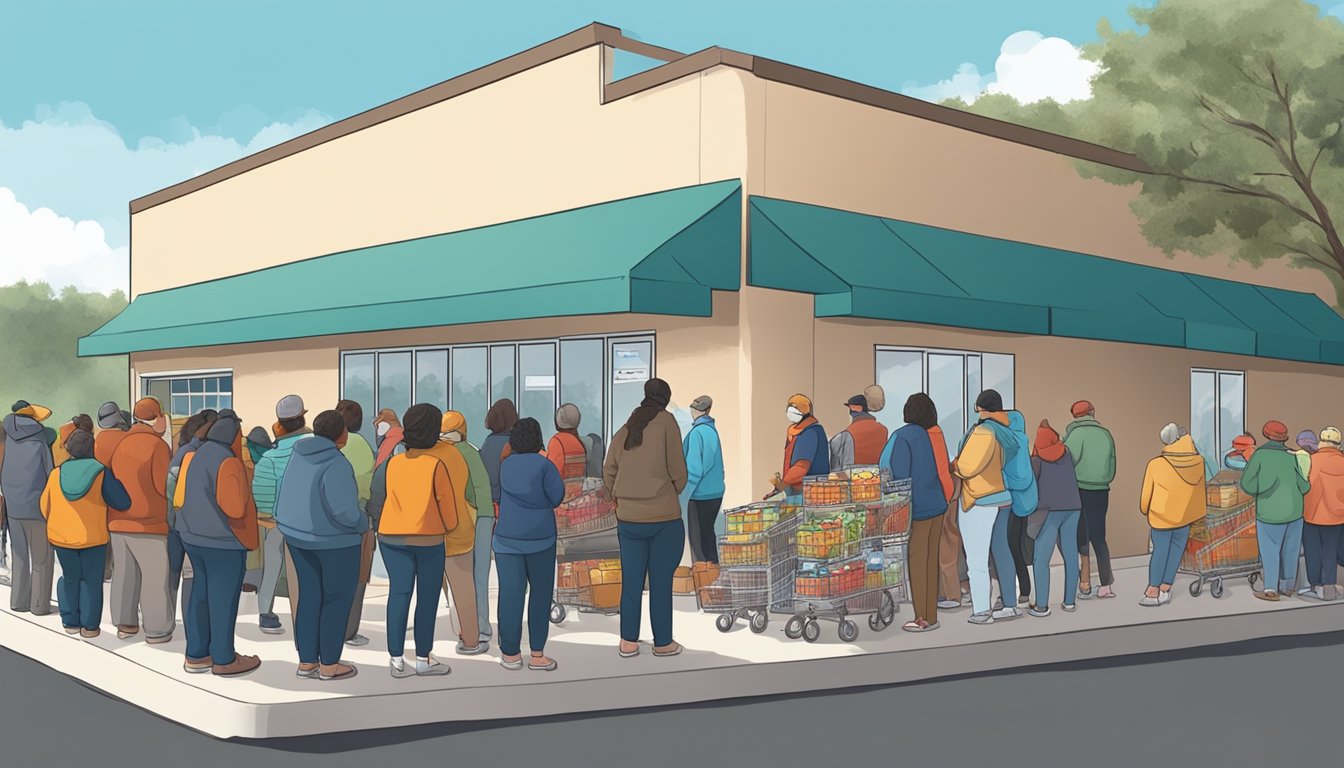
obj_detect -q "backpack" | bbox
[972,412,1038,517]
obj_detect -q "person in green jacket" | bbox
[1241,420,1310,602]
[442,410,496,640]
[1063,400,1117,599]
[336,400,377,646]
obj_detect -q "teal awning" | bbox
[750,195,1344,365]
[80,181,742,356]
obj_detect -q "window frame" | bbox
[1191,367,1246,460]
[873,345,1017,440]
[139,369,235,415]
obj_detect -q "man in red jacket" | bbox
[108,397,175,643]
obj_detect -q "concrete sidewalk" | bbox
[2,555,1341,739]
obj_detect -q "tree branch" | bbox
[1278,243,1344,276]
[1159,170,1321,228]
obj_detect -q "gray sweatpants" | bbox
[258,524,286,614]
[473,517,494,636]
[9,518,54,613]
[109,532,174,638]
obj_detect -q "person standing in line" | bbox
[547,404,589,486]
[1300,426,1344,601]
[94,402,130,466]
[372,409,405,469]
[830,394,889,469]
[369,403,458,678]
[441,410,497,641]
[682,395,725,565]
[886,393,947,632]
[952,390,1015,625]
[1063,400,1117,600]
[275,410,365,681]
[177,410,261,677]
[481,399,520,516]
[1028,421,1082,616]
[107,398,175,644]
[41,428,131,637]
[1241,420,1311,601]
[1138,424,1206,607]
[427,413,485,656]
[1225,433,1257,471]
[988,410,1033,615]
[770,395,830,500]
[605,379,689,659]
[245,427,274,469]
[251,394,312,635]
[2,401,57,614]
[333,401,376,648]
[494,417,565,671]
[53,415,95,467]
[167,410,217,620]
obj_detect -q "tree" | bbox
[946,0,1344,307]
[0,282,128,424]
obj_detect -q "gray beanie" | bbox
[1159,422,1187,445]
[555,403,581,430]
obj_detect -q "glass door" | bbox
[607,337,654,448]
[518,342,558,442]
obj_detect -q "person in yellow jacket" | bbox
[40,429,132,637]
[428,412,486,656]
[951,390,1013,624]
[1138,424,1207,607]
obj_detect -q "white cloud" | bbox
[904,31,1101,105]
[0,187,129,295]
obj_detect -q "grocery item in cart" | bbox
[804,474,852,506]
[847,466,886,502]
[555,487,616,537]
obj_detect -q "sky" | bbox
[6,0,1335,296]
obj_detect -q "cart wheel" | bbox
[802,620,821,643]
[549,603,566,625]
[749,611,769,634]
[1189,579,1202,597]
[838,620,860,643]
[715,612,735,633]
[784,615,805,639]
[868,614,883,632]
[879,590,896,626]
[1249,571,1262,591]
[1211,578,1224,599]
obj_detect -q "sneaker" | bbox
[1255,590,1281,602]
[296,664,320,680]
[389,658,415,679]
[415,655,452,676]
[146,633,174,645]
[1298,587,1324,601]
[1028,605,1051,618]
[117,625,140,640]
[936,599,962,610]
[344,634,370,647]
[1061,603,1077,613]
[1076,587,1095,600]
[258,613,284,635]
[967,612,995,625]
[992,606,1022,621]
[456,640,489,656]
[80,628,101,639]
[1158,590,1172,606]
[212,654,261,677]
[500,655,524,671]
[183,656,212,674]
[63,626,81,635]
[1139,594,1162,607]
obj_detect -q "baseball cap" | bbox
[689,395,713,412]
[10,400,52,422]
[845,394,868,410]
[97,401,124,429]
[276,394,307,420]
[133,397,163,421]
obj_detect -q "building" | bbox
[81,23,1344,557]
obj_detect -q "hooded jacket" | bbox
[94,428,129,468]
[339,431,376,509]
[1,413,55,520]
[177,416,259,550]
[275,436,368,550]
[372,449,460,537]
[1241,441,1310,524]
[682,415,725,501]
[1063,416,1117,491]
[1139,435,1207,530]
[427,441,477,556]
[1304,445,1344,526]
[495,452,565,555]
[107,423,172,535]
[953,412,1011,511]
[39,458,131,548]
[1032,448,1083,513]
[481,430,512,503]
[886,423,946,520]
[252,429,313,519]
[454,440,495,519]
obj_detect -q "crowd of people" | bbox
[2,377,1341,680]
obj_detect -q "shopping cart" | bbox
[784,534,907,642]
[1180,513,1261,599]
[700,510,799,633]
[550,527,622,624]
[555,489,617,538]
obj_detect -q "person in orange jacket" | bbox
[1301,426,1344,601]
[769,395,830,499]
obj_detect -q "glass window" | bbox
[204,394,219,410]
[1218,372,1245,448]
[415,350,449,411]
[378,351,413,420]
[220,395,233,410]
[189,395,205,414]
[928,354,966,457]
[221,375,233,393]
[519,343,557,443]
[561,339,604,447]
[874,349,923,437]
[982,353,1015,410]
[188,378,204,393]
[1191,370,1217,463]
[491,345,516,404]
[452,347,489,443]
[965,355,982,423]
[203,378,218,394]
[609,339,653,445]
[342,353,377,450]
[171,395,189,417]
[171,379,188,394]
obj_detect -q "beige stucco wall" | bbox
[809,316,1344,558]
[754,80,1334,305]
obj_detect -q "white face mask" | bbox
[440,431,463,443]
[376,422,390,437]
[787,407,804,424]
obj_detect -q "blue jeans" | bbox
[182,545,246,665]
[617,519,685,647]
[54,544,107,630]
[1257,519,1304,593]
[473,518,495,636]
[1148,525,1190,588]
[289,544,360,666]
[1303,522,1342,588]
[990,508,1020,608]
[381,542,445,658]
[495,545,556,657]
[1032,510,1080,606]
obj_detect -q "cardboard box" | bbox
[591,583,621,609]
[692,562,721,590]
[673,575,695,595]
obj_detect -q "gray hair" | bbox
[1159,422,1187,445]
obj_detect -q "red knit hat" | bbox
[1262,420,1289,442]
[1070,400,1093,418]
[1035,420,1066,462]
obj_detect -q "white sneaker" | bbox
[1158,590,1172,605]
[991,607,1022,621]
[1298,587,1324,601]
[967,612,995,625]
[415,654,452,677]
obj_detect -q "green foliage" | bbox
[947,0,1344,306]
[0,282,128,423]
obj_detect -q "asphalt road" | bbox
[2,631,1339,768]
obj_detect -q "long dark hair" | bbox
[485,398,519,434]
[903,393,938,430]
[622,378,672,450]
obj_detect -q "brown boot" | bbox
[212,654,262,677]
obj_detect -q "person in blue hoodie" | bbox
[885,393,947,632]
[275,410,366,682]
[166,410,215,621]
[494,417,565,672]
[681,395,725,564]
